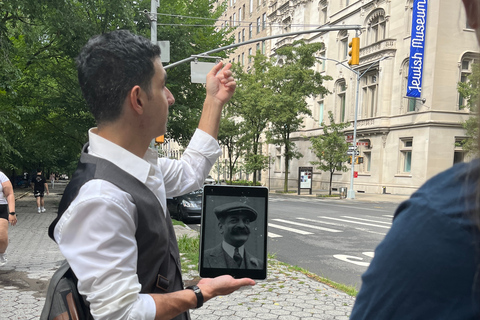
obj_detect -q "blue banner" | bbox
[407,0,428,98]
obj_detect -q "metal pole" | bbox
[347,74,360,199]
[164,25,362,69]
[150,0,158,45]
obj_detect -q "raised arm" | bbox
[198,62,236,139]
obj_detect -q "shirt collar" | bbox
[87,128,154,184]
[222,241,245,258]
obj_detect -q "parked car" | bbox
[204,176,216,185]
[167,189,203,222]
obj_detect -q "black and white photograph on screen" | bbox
[200,186,267,280]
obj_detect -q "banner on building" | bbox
[407,0,428,98]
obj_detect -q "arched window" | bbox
[366,10,386,45]
[319,0,328,25]
[405,0,414,35]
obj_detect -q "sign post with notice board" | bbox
[298,167,313,195]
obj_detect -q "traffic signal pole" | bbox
[315,54,390,199]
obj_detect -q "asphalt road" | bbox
[188,194,400,290]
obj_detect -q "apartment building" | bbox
[262,0,478,195]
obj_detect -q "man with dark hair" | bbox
[203,202,263,269]
[31,168,49,213]
[50,30,254,320]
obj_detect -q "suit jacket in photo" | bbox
[203,243,263,269]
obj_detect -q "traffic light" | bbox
[348,37,360,65]
[155,135,165,144]
[348,156,364,164]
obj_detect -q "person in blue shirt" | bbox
[350,1,480,319]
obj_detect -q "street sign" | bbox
[347,150,359,155]
[348,146,358,150]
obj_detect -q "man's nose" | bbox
[166,87,175,106]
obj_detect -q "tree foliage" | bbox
[458,62,480,156]
[310,111,350,195]
[266,40,331,192]
[0,0,229,178]
[229,54,273,185]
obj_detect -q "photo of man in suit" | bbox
[203,202,263,269]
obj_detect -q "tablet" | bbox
[199,185,268,280]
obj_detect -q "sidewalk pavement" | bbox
[0,182,384,320]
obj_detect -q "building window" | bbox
[405,1,414,35]
[250,0,253,13]
[257,17,261,33]
[238,31,241,43]
[283,17,291,33]
[337,80,347,122]
[368,12,386,44]
[317,96,325,126]
[233,13,236,26]
[401,59,416,112]
[339,31,349,60]
[248,48,252,63]
[459,54,478,109]
[319,49,326,72]
[454,138,466,164]
[400,138,413,173]
[262,41,266,54]
[363,151,371,172]
[262,13,266,30]
[249,23,253,39]
[242,52,245,65]
[239,8,242,23]
[230,0,233,6]
[320,1,328,25]
[362,72,378,118]
[242,29,245,42]
[256,43,260,53]
[275,147,282,171]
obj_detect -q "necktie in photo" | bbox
[233,247,242,267]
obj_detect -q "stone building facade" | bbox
[262,0,478,195]
[215,0,478,195]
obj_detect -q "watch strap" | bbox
[186,285,204,309]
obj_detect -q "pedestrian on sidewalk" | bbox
[49,172,55,190]
[350,2,480,319]
[49,30,255,320]
[31,168,49,213]
[0,170,17,266]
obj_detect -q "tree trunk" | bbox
[329,171,334,195]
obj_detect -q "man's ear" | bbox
[218,222,224,235]
[129,85,145,115]
[463,0,479,29]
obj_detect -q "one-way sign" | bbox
[347,150,359,155]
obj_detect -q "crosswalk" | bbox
[267,215,392,238]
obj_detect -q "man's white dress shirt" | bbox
[54,128,221,320]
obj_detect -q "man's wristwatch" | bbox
[186,285,204,309]
[8,212,15,215]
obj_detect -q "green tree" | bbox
[309,111,350,195]
[230,55,273,185]
[217,109,246,184]
[266,40,331,192]
[458,62,480,156]
[0,0,231,175]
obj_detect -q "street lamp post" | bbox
[315,56,390,199]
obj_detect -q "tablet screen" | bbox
[199,185,268,280]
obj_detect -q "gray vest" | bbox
[49,144,189,320]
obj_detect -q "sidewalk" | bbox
[0,182,355,320]
[273,189,410,204]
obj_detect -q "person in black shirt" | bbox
[31,168,49,213]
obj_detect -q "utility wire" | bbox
[146,11,325,29]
